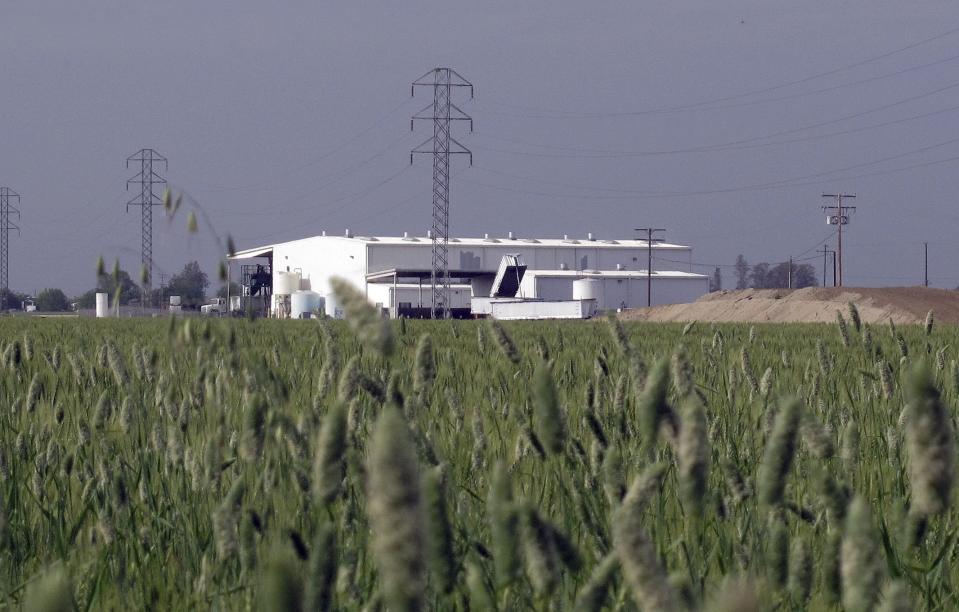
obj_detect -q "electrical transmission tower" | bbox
[126,149,167,306]
[0,188,21,311]
[411,68,473,319]
[822,193,856,287]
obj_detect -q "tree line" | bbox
[708,255,817,292]
[0,260,223,312]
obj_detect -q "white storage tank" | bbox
[573,278,602,303]
[324,292,343,319]
[291,290,323,319]
[274,270,301,295]
[95,293,109,318]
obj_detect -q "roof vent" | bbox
[560,262,568,271]
[616,263,624,271]
[508,231,515,240]
[345,228,352,238]
[321,230,326,237]
[587,232,595,241]
[427,230,433,239]
[403,231,409,238]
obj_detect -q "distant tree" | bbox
[0,289,27,311]
[763,262,789,288]
[99,269,140,305]
[749,263,769,289]
[734,255,750,290]
[754,261,818,289]
[0,289,30,310]
[36,288,70,312]
[167,261,210,306]
[793,264,817,288]
[709,267,723,292]
[216,281,241,300]
[75,289,98,309]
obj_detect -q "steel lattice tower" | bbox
[0,188,21,311]
[126,149,167,305]
[411,68,472,319]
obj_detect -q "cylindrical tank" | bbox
[95,293,109,318]
[573,278,602,302]
[274,271,301,295]
[291,290,322,319]
[324,292,342,319]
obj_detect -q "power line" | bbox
[472,78,959,160]
[190,131,413,218]
[183,99,413,194]
[235,165,412,242]
[478,25,959,119]
[471,100,959,159]
[653,252,822,269]
[463,135,959,200]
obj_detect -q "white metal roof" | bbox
[524,269,708,279]
[230,244,277,260]
[230,233,692,258]
[359,235,691,249]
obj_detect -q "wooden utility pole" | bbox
[634,227,666,307]
[924,242,929,287]
[822,193,856,287]
[818,245,836,287]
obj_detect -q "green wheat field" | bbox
[1,296,955,610]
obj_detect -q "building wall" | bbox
[272,237,368,298]
[366,284,470,310]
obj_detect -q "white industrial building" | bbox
[228,230,708,319]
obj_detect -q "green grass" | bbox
[0,315,955,610]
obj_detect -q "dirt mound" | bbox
[620,287,959,324]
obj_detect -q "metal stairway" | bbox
[490,254,526,297]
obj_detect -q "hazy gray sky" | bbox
[2,1,957,295]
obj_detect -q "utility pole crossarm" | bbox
[821,193,857,287]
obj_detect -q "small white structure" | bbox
[228,232,708,318]
[472,297,598,320]
[518,270,709,311]
[95,292,109,318]
[291,290,324,319]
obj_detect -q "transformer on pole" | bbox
[411,68,473,319]
[126,149,167,306]
[822,193,856,287]
[0,188,21,311]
